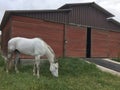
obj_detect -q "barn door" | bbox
[86,27,91,58]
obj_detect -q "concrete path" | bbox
[85,58,120,76]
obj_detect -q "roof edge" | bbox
[58,2,114,17]
[91,2,114,17]
[107,18,120,26]
[0,9,71,30]
[5,9,71,13]
[58,2,94,9]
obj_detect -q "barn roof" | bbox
[58,2,114,17]
[107,18,120,26]
[0,2,119,30]
[0,9,71,30]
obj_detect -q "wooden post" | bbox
[63,24,67,57]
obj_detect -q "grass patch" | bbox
[112,58,120,62]
[0,56,120,90]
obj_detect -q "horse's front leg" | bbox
[34,55,40,78]
[14,51,20,73]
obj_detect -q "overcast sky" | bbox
[0,0,120,23]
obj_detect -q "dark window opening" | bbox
[86,27,91,58]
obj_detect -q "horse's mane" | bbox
[47,45,55,56]
[47,45,58,63]
[38,38,58,63]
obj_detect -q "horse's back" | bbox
[32,38,48,55]
[8,37,47,56]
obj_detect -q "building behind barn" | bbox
[0,2,120,58]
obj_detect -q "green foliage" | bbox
[0,56,120,90]
[0,54,5,66]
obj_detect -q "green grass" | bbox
[0,56,120,90]
[112,58,120,62]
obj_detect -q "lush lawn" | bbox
[0,56,120,90]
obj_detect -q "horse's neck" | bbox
[45,47,55,63]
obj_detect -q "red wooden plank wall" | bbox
[11,16,87,58]
[91,29,120,58]
[108,31,120,57]
[66,25,87,57]
[91,29,108,57]
[2,15,120,58]
[11,16,64,58]
[1,19,11,56]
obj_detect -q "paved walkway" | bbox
[85,58,120,72]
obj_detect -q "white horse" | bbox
[6,37,58,78]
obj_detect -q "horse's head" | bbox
[50,62,59,77]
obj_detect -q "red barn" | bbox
[0,2,120,58]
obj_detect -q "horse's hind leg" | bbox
[14,51,20,73]
[6,52,13,73]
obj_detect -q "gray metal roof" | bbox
[58,2,114,17]
[0,9,71,30]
